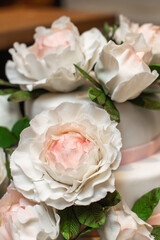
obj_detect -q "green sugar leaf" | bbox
[143,80,160,94]
[5,150,12,179]
[74,203,106,228]
[98,191,121,211]
[0,127,18,148]
[104,97,120,122]
[5,148,14,156]
[58,207,81,240]
[74,64,102,89]
[112,24,118,36]
[132,188,160,221]
[151,226,160,240]
[88,87,106,105]
[12,116,30,140]
[103,22,110,40]
[88,87,120,122]
[8,89,46,102]
[78,226,93,237]
[130,95,160,110]
[0,88,19,95]
[0,79,19,88]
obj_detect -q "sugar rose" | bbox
[98,201,154,240]
[0,184,60,240]
[11,102,121,210]
[95,40,158,103]
[6,16,106,92]
[114,15,160,64]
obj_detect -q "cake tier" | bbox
[25,87,160,149]
[0,95,22,129]
[115,152,160,209]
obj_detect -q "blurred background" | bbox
[63,0,160,24]
[0,0,159,24]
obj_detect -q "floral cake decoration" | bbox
[0,15,160,240]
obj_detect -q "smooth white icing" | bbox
[0,95,22,129]
[116,101,160,149]
[25,85,90,119]
[115,152,160,209]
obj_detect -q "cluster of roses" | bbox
[0,15,160,239]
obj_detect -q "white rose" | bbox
[0,95,21,129]
[6,16,106,92]
[138,24,160,64]
[95,40,158,103]
[114,15,139,44]
[0,184,60,240]
[11,102,122,210]
[98,201,154,240]
[114,15,160,64]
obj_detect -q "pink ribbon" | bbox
[121,134,160,166]
[146,213,160,225]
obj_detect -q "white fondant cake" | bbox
[2,14,160,240]
[0,95,22,129]
[25,85,160,148]
[24,84,160,210]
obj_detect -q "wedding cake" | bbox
[0,15,160,240]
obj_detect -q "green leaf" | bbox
[0,88,19,95]
[98,191,121,211]
[151,226,160,240]
[58,207,81,240]
[12,116,30,140]
[74,64,102,89]
[103,22,110,40]
[0,127,18,148]
[104,97,120,122]
[88,87,106,105]
[149,64,160,77]
[74,203,106,228]
[130,95,160,110]
[0,79,19,88]
[4,150,12,179]
[111,24,118,39]
[143,80,160,94]
[8,89,46,102]
[132,188,160,221]
[78,227,93,237]
[5,148,14,156]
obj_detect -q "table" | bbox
[0,6,115,50]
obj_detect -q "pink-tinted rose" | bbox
[11,102,122,210]
[98,201,154,240]
[0,184,60,240]
[114,15,160,64]
[6,16,106,92]
[41,130,95,170]
[95,40,158,102]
